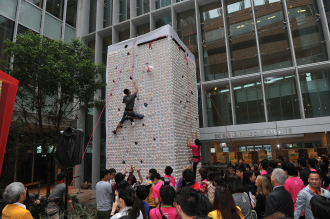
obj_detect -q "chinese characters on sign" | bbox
[215,128,293,139]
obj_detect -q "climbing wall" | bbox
[106,35,200,182]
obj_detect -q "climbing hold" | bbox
[150,93,152,96]
[146,176,149,179]
[196,118,198,120]
[182,75,184,78]
[135,142,138,145]
[118,108,121,111]
[127,52,130,55]
[140,160,143,163]
[191,91,193,95]
[137,98,140,100]
[115,66,118,69]
[110,93,112,96]
[144,103,148,107]
[125,45,128,48]
[130,76,132,80]
[122,160,126,164]
[153,138,156,141]
[180,101,182,103]
[113,80,115,82]
[142,123,145,126]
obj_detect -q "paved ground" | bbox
[29,185,96,205]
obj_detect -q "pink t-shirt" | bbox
[284,176,305,216]
[190,144,201,163]
[152,181,175,199]
[149,207,180,219]
[200,179,208,194]
[164,175,176,186]
[260,170,267,175]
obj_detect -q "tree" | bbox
[2,31,106,196]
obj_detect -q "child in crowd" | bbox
[164,166,176,186]
[201,171,216,204]
[199,168,208,196]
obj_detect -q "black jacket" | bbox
[264,186,294,218]
[254,193,266,219]
[300,168,311,186]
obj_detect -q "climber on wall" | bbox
[187,132,202,180]
[112,81,144,134]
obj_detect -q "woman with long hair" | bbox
[243,170,257,196]
[208,186,244,219]
[110,186,143,219]
[252,175,272,219]
[187,132,202,180]
[227,175,253,219]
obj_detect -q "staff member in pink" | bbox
[187,132,201,180]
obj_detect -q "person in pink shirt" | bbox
[149,185,180,219]
[199,168,208,195]
[187,132,202,180]
[283,163,305,217]
[259,160,269,175]
[164,166,176,186]
[151,173,174,205]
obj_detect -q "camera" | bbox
[163,178,170,186]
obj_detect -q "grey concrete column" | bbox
[92,32,103,190]
[74,108,86,189]
[221,0,236,125]
[171,6,177,31]
[61,0,68,40]
[40,0,47,35]
[317,0,330,59]
[113,0,119,25]
[149,0,155,11]
[150,14,156,31]
[12,0,22,42]
[96,0,104,31]
[112,28,119,43]
[130,20,137,38]
[130,0,137,19]
[250,0,268,122]
[76,0,90,37]
[282,0,305,119]
[194,0,208,128]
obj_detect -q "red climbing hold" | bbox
[118,108,120,111]
[153,138,156,141]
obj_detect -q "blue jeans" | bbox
[119,111,144,124]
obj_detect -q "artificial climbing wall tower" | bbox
[106,25,200,181]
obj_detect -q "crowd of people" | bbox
[2,156,330,219]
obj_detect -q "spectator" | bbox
[298,158,310,186]
[109,168,117,184]
[277,156,284,163]
[226,163,235,175]
[182,169,199,192]
[264,168,294,218]
[201,171,216,204]
[244,163,251,171]
[307,158,317,171]
[113,168,128,197]
[213,175,226,187]
[151,173,174,205]
[294,171,330,219]
[269,160,277,169]
[208,186,244,219]
[176,165,192,191]
[136,185,149,218]
[199,168,208,196]
[149,185,179,219]
[252,175,272,219]
[2,182,33,219]
[110,186,143,219]
[45,172,74,218]
[310,195,330,219]
[22,188,40,213]
[259,160,269,175]
[227,175,253,219]
[243,170,257,196]
[96,169,114,219]
[146,169,157,210]
[235,165,245,181]
[164,166,176,186]
[175,187,202,219]
[316,156,323,170]
[252,164,259,172]
[267,168,274,177]
[283,163,305,218]
[318,163,329,189]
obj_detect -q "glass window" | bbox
[88,40,95,62]
[19,0,42,32]
[284,143,293,149]
[255,145,263,151]
[177,9,199,82]
[64,24,76,42]
[300,70,330,118]
[304,143,313,148]
[103,36,112,65]
[156,15,172,28]
[89,0,96,32]
[226,0,259,76]
[234,82,265,124]
[29,0,42,8]
[43,13,61,40]
[264,75,300,121]
[103,0,113,28]
[155,0,170,10]
[46,0,64,19]
[315,142,322,148]
[247,146,254,151]
[287,0,328,65]
[325,1,330,30]
[137,0,149,16]
[239,146,247,151]
[119,29,130,42]
[198,88,203,128]
[207,86,232,127]
[137,23,150,36]
[119,0,130,22]
[263,145,272,159]
[0,0,18,20]
[66,0,77,28]
[200,2,228,82]
[17,24,30,34]
[254,0,292,71]
[0,15,14,69]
